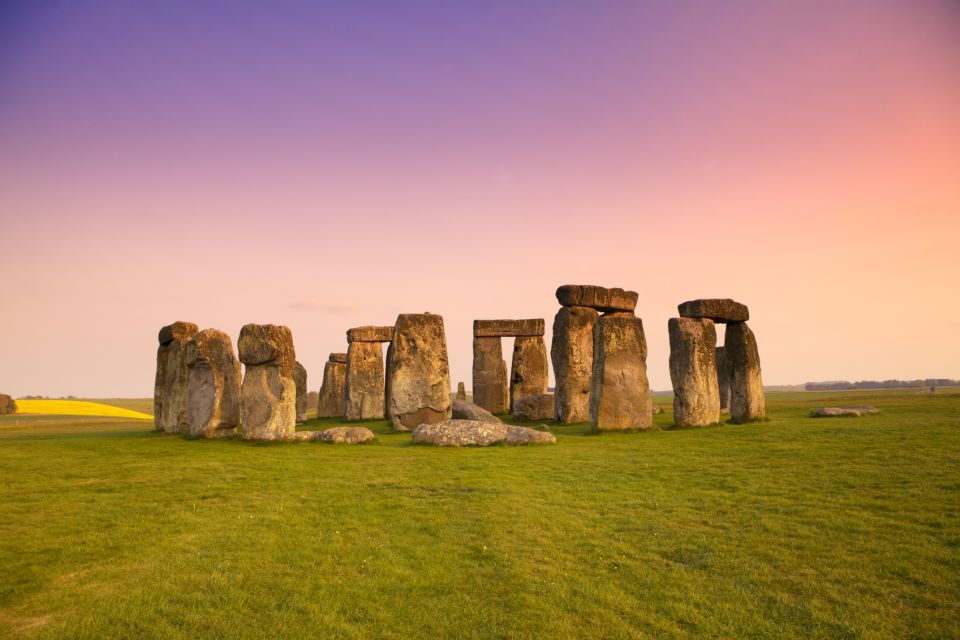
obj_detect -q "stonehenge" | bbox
[411,419,556,447]
[510,335,548,410]
[344,326,392,421]
[455,382,466,401]
[294,361,307,424]
[669,299,765,426]
[512,393,555,421]
[472,319,547,416]
[472,336,508,414]
[386,313,451,431]
[0,393,16,415]
[590,311,652,430]
[184,328,241,437]
[316,353,347,418]
[551,304,599,423]
[155,321,199,433]
[238,323,297,440]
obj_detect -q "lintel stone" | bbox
[473,319,545,337]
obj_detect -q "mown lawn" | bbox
[0,390,957,639]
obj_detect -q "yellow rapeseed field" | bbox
[14,399,153,420]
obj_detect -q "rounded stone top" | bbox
[556,285,638,312]
[237,323,296,373]
[158,321,199,346]
[329,352,348,363]
[184,328,235,369]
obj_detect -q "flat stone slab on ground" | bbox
[473,319,545,337]
[678,299,749,323]
[811,406,880,417]
[452,399,502,423]
[411,419,556,446]
[556,285,638,312]
[347,326,394,343]
[291,427,376,443]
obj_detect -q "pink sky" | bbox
[1,0,958,397]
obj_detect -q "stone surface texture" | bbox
[472,336,508,414]
[317,357,347,418]
[238,323,297,440]
[551,305,599,423]
[155,321,199,433]
[291,426,376,443]
[0,394,16,415]
[512,393,556,421]
[725,321,766,422]
[452,399,502,424]
[510,335,549,410]
[347,326,394,343]
[294,361,307,423]
[329,352,347,363]
[386,313,452,430]
[716,346,731,412]
[455,382,467,401]
[590,312,653,431]
[556,285,638,312]
[678,299,749,323]
[473,319,545,337]
[184,328,241,437]
[811,406,880,417]
[668,317,720,427]
[344,341,385,420]
[411,419,556,446]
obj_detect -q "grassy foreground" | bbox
[0,390,957,639]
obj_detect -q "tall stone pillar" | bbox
[590,312,652,431]
[510,335,548,410]
[668,317,720,427]
[725,322,765,422]
[343,325,393,420]
[238,323,297,440]
[293,361,308,424]
[716,346,731,412]
[316,353,347,418]
[185,328,241,437]
[386,313,452,430]
[155,321,199,433]
[472,336,508,414]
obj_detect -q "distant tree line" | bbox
[805,379,958,391]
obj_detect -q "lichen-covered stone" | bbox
[347,326,394,343]
[294,361,307,424]
[238,324,296,440]
[291,426,376,443]
[411,419,556,446]
[237,324,296,374]
[472,336,508,414]
[668,317,720,427]
[452,399,501,423]
[510,335,548,410]
[678,299,749,323]
[716,346,731,412]
[386,313,451,430]
[158,321,199,346]
[811,406,879,417]
[725,321,765,422]
[344,341,385,420]
[556,285,638,312]
[473,319,545,337]
[590,312,652,431]
[155,321,199,432]
[551,305,599,423]
[185,328,241,437]
[512,393,556,421]
[317,356,347,418]
[329,352,347,363]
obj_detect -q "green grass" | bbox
[0,390,957,639]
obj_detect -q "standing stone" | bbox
[0,394,16,415]
[716,346,731,412]
[512,393,555,421]
[155,321,199,433]
[317,353,347,418]
[589,312,652,431]
[238,324,297,440]
[725,322,766,422]
[510,336,548,410]
[456,382,467,401]
[294,361,308,424]
[344,341,385,420]
[472,336,508,414]
[384,340,394,419]
[386,313,452,430]
[185,328,241,437]
[551,305,599,423]
[668,318,720,427]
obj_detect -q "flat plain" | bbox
[0,389,957,639]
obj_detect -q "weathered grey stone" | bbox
[474,319,545,337]
[238,324,296,440]
[347,326,394,343]
[725,322,765,423]
[411,419,556,446]
[344,341,385,420]
[455,382,466,401]
[510,335,548,409]
[551,305,599,423]
[716,346,731,412]
[668,318,720,427]
[590,312,653,431]
[472,336,508,414]
[452,398,501,423]
[652,404,663,415]
[294,361,307,423]
[0,394,16,415]
[383,340,394,419]
[512,393,556,421]
[317,356,347,418]
[556,285,638,312]
[185,328,241,437]
[155,321,199,432]
[386,313,451,430]
[678,299,749,323]
[292,426,377,443]
[329,352,347,363]
[811,406,880,417]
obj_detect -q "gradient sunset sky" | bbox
[1,0,958,398]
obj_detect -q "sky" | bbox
[1,0,958,398]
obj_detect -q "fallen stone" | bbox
[556,285,638,312]
[185,328,241,438]
[725,321,766,423]
[347,326,394,343]
[473,319,545,337]
[386,313,451,430]
[811,406,880,417]
[551,305,599,423]
[590,312,653,431]
[344,341,385,420]
[317,356,347,418]
[668,317,720,427]
[678,299,749,323]
[411,419,556,446]
[452,399,501,423]
[0,394,16,415]
[510,335,548,409]
[238,324,297,440]
[318,426,376,443]
[294,361,308,424]
[455,382,467,401]
[155,321,199,433]
[472,336,509,414]
[512,393,556,421]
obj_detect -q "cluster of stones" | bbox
[668,299,765,426]
[552,285,653,431]
[0,393,16,415]
[471,319,552,420]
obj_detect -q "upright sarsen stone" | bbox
[294,361,308,424]
[551,305,598,423]
[317,354,347,418]
[725,322,766,422]
[185,328,241,437]
[589,312,652,431]
[472,336,508,414]
[716,346,731,412]
[155,321,199,433]
[386,313,451,430]
[668,317,720,427]
[455,382,467,401]
[238,323,297,440]
[344,341,385,420]
[510,336,548,409]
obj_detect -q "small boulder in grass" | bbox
[291,427,376,443]
[411,419,556,446]
[811,406,880,418]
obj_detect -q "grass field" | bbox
[0,390,957,639]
